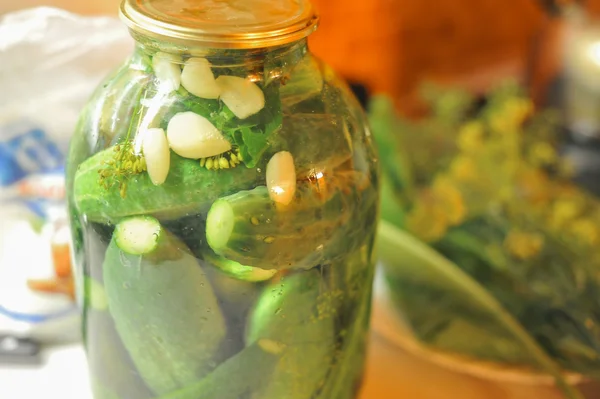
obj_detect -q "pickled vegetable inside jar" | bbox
[65,1,380,398]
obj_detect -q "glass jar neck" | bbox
[130,31,309,69]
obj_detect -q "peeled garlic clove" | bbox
[266,151,296,206]
[180,57,221,99]
[216,75,265,119]
[167,111,232,159]
[152,52,181,93]
[142,128,170,186]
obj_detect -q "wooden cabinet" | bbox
[308,0,563,113]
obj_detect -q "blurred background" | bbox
[3,0,600,398]
[0,0,589,105]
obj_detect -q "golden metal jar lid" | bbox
[120,0,320,49]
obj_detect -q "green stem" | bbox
[121,84,149,146]
[377,221,584,399]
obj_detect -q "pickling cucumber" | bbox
[323,181,378,265]
[318,264,373,399]
[202,247,278,282]
[206,184,352,270]
[88,63,150,145]
[103,216,226,395]
[86,309,152,399]
[90,384,119,399]
[84,276,108,311]
[246,270,336,399]
[280,55,324,108]
[268,113,353,176]
[74,149,261,223]
[202,259,269,361]
[159,340,284,399]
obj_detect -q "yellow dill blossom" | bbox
[504,230,544,260]
[406,200,449,242]
[449,155,478,182]
[432,177,467,225]
[457,122,484,153]
[517,169,552,206]
[508,98,533,124]
[570,219,599,246]
[498,185,516,203]
[98,142,147,198]
[529,142,557,167]
[489,114,509,134]
[550,199,583,230]
[490,98,533,133]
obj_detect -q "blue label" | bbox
[0,128,64,187]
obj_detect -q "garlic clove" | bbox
[142,128,171,186]
[266,151,297,206]
[152,52,182,93]
[216,75,265,119]
[181,57,221,99]
[167,111,232,159]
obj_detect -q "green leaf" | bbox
[220,83,282,168]
[380,176,406,229]
[240,127,269,168]
[176,81,282,169]
[183,97,220,119]
[368,96,414,198]
[378,221,585,399]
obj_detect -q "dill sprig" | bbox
[98,141,147,198]
[200,148,243,170]
[97,86,150,198]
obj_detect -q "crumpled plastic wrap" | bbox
[0,7,132,345]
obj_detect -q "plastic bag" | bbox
[0,7,132,344]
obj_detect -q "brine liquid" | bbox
[75,214,375,399]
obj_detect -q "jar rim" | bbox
[119,0,320,49]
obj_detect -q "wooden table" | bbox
[359,298,600,399]
[359,332,566,399]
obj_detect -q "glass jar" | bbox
[65,1,380,398]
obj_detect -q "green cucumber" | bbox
[84,276,108,311]
[268,113,353,176]
[202,259,268,360]
[280,55,324,108]
[247,270,336,399]
[206,184,352,270]
[202,247,277,282]
[90,64,149,145]
[90,382,119,399]
[158,340,284,399]
[323,182,378,267]
[74,150,261,224]
[103,216,226,395]
[85,309,152,399]
[318,266,373,399]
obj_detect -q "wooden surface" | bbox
[360,331,559,399]
[360,320,599,399]
[358,278,600,399]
